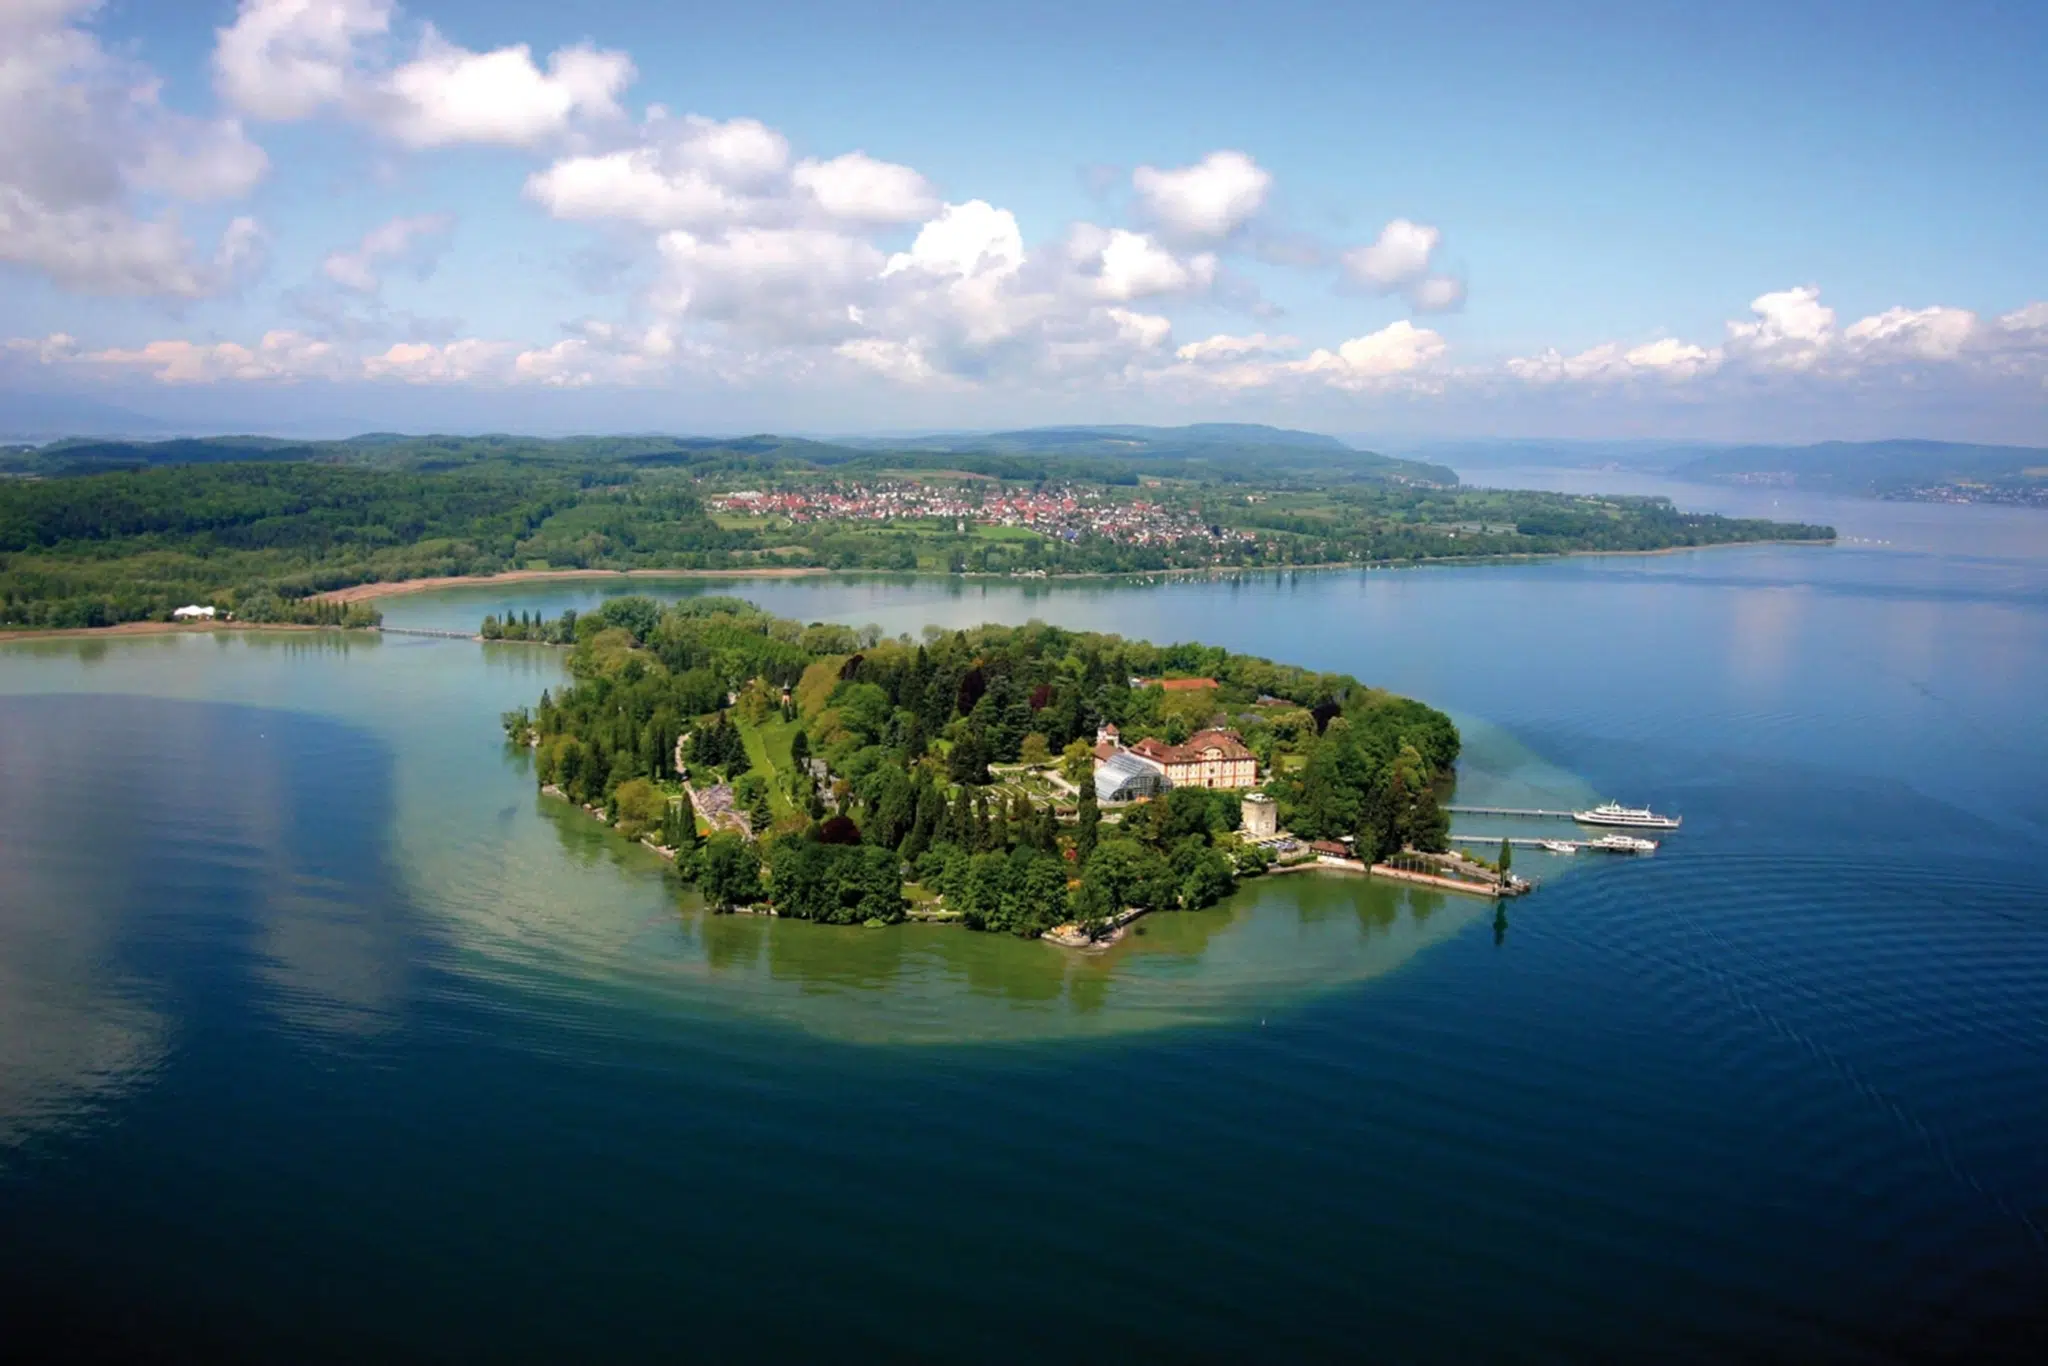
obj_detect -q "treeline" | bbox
[2,437,1833,630]
[507,596,1460,939]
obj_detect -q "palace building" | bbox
[1092,723,1258,795]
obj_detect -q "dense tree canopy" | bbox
[508,596,1461,940]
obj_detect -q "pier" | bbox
[1443,805,1579,819]
[378,626,480,640]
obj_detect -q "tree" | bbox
[663,797,699,854]
[746,783,774,835]
[1019,732,1051,767]
[1076,777,1101,862]
[1497,838,1513,878]
[947,729,990,785]
[790,728,810,769]
[697,834,762,909]
[1179,846,1237,910]
[1060,738,1095,785]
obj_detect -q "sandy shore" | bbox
[0,621,341,644]
[313,566,833,605]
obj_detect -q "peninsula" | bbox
[501,595,1519,945]
[0,427,1834,631]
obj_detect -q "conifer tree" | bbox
[1077,777,1101,862]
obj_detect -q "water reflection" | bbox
[502,781,1492,1040]
[0,693,415,1157]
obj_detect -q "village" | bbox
[707,480,1255,551]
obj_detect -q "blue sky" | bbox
[1,0,2042,441]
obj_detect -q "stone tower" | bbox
[1242,791,1277,839]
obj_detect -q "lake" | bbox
[3,478,2045,1362]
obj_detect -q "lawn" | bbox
[737,713,804,821]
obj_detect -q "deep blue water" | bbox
[3,481,2045,1362]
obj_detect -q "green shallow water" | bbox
[0,631,1559,1045]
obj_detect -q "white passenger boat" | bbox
[1587,833,1659,853]
[1573,801,1681,829]
[1539,839,1578,855]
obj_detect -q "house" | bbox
[1093,725,1258,793]
[172,604,216,621]
[1311,840,1365,869]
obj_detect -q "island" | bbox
[498,595,1522,946]
[0,426,1834,631]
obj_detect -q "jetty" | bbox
[1443,805,1579,819]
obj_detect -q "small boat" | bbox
[1587,833,1658,853]
[1539,839,1578,855]
[1574,801,1681,829]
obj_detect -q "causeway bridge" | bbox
[378,626,478,640]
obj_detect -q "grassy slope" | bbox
[737,714,803,821]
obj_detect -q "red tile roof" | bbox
[1123,729,1254,766]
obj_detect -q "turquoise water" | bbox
[3,483,2045,1361]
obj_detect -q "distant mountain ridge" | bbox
[1670,440,2048,493]
[835,422,1450,483]
[2,424,1458,486]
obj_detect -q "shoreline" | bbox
[307,535,1832,605]
[312,566,835,604]
[0,621,350,644]
[3,534,1831,643]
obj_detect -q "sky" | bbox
[0,0,2043,442]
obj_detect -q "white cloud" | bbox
[1407,274,1467,312]
[1725,285,1836,370]
[363,338,513,383]
[321,212,454,293]
[527,146,743,228]
[1132,150,1271,240]
[70,330,338,384]
[512,323,683,387]
[217,2,632,147]
[1076,226,1216,302]
[1998,302,2048,336]
[1,1,269,296]
[1289,320,1447,389]
[1507,338,1721,385]
[1344,219,1435,287]
[381,30,632,148]
[526,115,787,227]
[1175,332,1298,362]
[1506,287,2042,396]
[1842,305,1976,361]
[836,338,940,384]
[527,119,934,232]
[792,152,936,223]
[1342,218,1464,312]
[214,0,392,121]
[1105,307,1174,352]
[658,226,885,343]
[884,200,1024,279]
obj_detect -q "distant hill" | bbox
[2,425,1457,486]
[0,392,171,441]
[838,423,1453,484]
[1671,440,2048,500]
